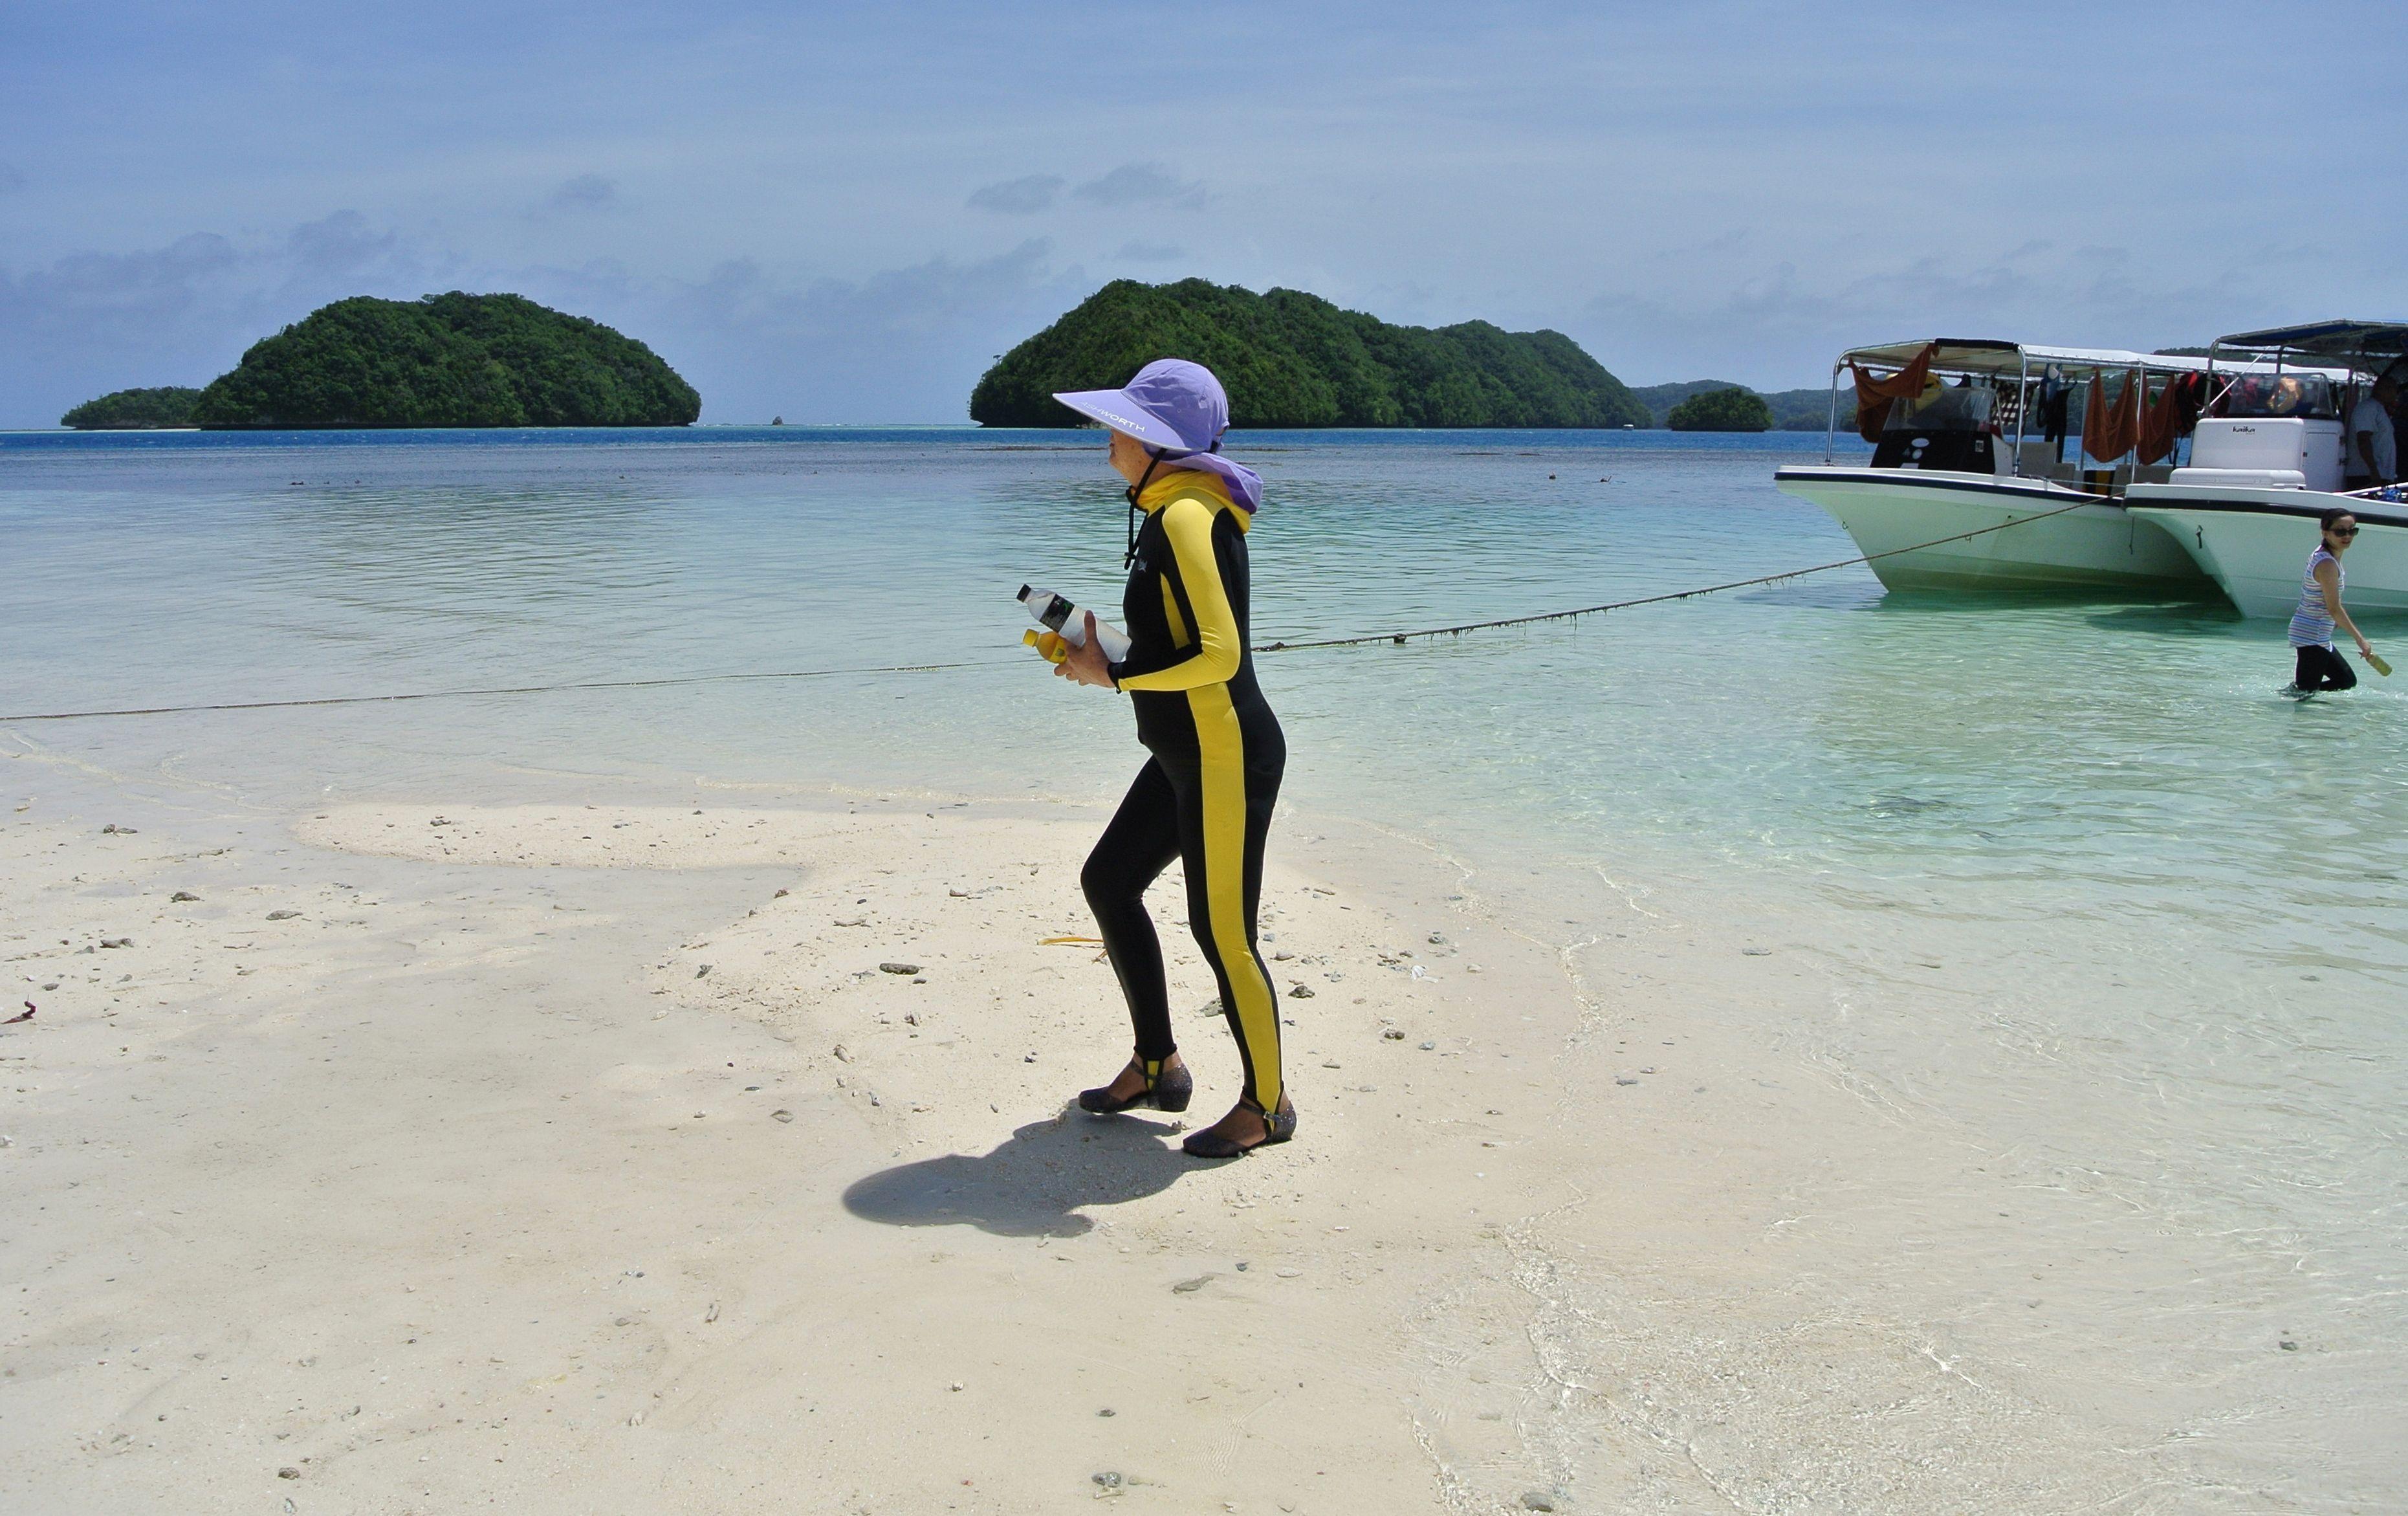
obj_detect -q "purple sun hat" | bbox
[1054,358,1264,512]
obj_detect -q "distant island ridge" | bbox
[61,293,699,429]
[972,279,1653,429]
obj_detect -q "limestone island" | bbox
[60,386,204,430]
[970,278,1650,428]
[1665,386,1773,432]
[64,292,700,430]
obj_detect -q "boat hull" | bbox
[2125,487,2408,619]
[1773,467,2211,593]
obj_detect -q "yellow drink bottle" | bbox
[1017,584,1132,663]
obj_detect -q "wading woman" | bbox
[1047,360,1294,1158]
[2290,508,2374,694]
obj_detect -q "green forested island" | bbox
[65,293,700,429]
[60,386,204,430]
[1665,386,1774,432]
[971,280,1650,429]
[1630,380,1846,431]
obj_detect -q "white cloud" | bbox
[967,175,1064,214]
[549,173,617,211]
[1072,163,1205,209]
[0,215,1102,426]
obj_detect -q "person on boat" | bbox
[1045,359,1296,1159]
[2347,377,2396,488]
[2289,509,2374,694]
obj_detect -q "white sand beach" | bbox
[9,750,2392,1514]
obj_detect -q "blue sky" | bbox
[4,1,2402,426]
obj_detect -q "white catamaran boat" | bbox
[2123,320,2408,619]
[1773,338,2341,596]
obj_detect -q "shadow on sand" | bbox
[842,1111,1192,1238]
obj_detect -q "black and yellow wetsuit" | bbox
[1082,470,1288,1112]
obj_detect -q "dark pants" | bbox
[2295,644,2358,692]
[1081,753,1284,1108]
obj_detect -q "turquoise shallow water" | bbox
[5,426,2402,970]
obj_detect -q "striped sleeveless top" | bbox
[2288,546,2341,648]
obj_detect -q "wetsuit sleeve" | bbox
[1111,497,1243,692]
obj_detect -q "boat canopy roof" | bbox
[1837,337,2339,380]
[2209,319,2408,371]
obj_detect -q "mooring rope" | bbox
[0,494,2101,723]
[0,659,1016,724]
[1260,494,2100,650]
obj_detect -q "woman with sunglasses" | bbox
[2288,509,2374,694]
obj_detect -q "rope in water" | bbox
[0,494,2100,723]
[0,659,1015,724]
[1260,494,2101,650]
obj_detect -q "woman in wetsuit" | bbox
[2289,508,2374,694]
[1047,360,1294,1158]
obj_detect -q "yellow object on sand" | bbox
[1042,935,1105,947]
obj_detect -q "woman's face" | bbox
[2325,515,2359,553]
[1107,428,1150,487]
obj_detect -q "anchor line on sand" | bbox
[1,496,2099,724]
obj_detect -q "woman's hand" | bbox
[1055,612,1118,690]
[2356,632,2376,661]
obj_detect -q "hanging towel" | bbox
[2134,371,2203,466]
[1848,343,1940,443]
[2083,369,2141,464]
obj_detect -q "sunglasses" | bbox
[2329,525,2360,537]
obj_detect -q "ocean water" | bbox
[6,426,2405,1493]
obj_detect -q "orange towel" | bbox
[1849,343,1939,443]
[2083,369,2141,464]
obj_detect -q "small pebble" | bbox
[1382,1028,1405,1040]
[278,1467,300,1480]
[771,1110,794,1123]
[694,964,712,978]
[1098,1407,1115,1417]
[1172,1275,1210,1293]
[1615,1077,1638,1086]
[170,891,199,903]
[1520,1494,1555,1512]
[266,910,300,921]
[1093,1472,1122,1489]
[880,961,921,976]
[1290,985,1316,998]
[1419,1041,1436,1051]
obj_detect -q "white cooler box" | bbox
[2174,417,2344,491]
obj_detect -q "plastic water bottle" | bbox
[1018,585,1132,663]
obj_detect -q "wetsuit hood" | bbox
[1136,470,1251,529]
